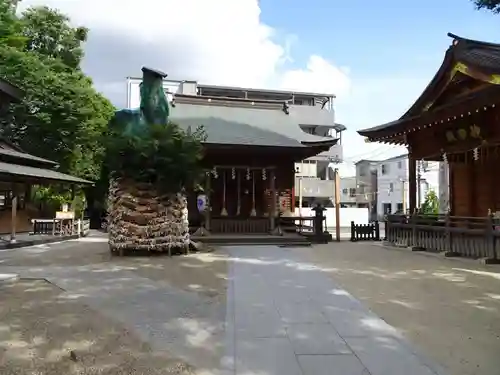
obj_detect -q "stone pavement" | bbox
[223,245,444,375]
[0,239,445,375]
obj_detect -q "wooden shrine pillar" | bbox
[269,168,276,231]
[10,184,18,243]
[408,155,417,214]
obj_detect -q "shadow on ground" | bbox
[0,279,194,375]
[299,242,500,375]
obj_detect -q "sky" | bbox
[18,0,500,172]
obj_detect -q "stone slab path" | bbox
[223,245,446,375]
[0,241,447,375]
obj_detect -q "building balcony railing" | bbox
[289,104,335,127]
[295,177,335,198]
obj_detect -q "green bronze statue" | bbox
[110,67,170,135]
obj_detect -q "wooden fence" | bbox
[351,221,380,241]
[32,218,91,237]
[385,214,499,261]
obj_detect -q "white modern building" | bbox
[375,154,440,217]
[354,159,379,220]
[339,176,357,207]
[126,75,346,206]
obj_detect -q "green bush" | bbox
[106,122,206,193]
[420,189,439,215]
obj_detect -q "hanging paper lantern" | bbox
[246,168,251,180]
[231,167,236,180]
[262,168,267,180]
[212,167,218,179]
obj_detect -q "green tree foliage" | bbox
[0,0,26,48]
[106,122,206,194]
[20,6,88,69]
[0,45,114,180]
[473,0,500,13]
[420,189,439,215]
[0,3,114,182]
[0,2,114,216]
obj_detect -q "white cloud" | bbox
[18,0,351,101]
[18,0,426,167]
[281,55,350,95]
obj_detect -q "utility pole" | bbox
[298,176,303,217]
[334,168,340,241]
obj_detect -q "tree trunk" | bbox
[107,178,189,255]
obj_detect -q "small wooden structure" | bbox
[350,221,380,242]
[358,33,500,260]
[0,78,92,242]
[171,94,338,235]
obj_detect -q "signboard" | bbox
[56,211,75,219]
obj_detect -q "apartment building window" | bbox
[342,188,348,194]
[383,203,391,214]
[389,183,394,193]
[349,188,356,197]
[381,164,388,175]
[396,203,404,213]
[358,166,366,176]
[397,161,402,169]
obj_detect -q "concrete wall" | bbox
[295,177,335,199]
[294,207,369,228]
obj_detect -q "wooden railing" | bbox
[385,214,499,261]
[210,217,270,234]
[351,221,380,241]
[32,218,91,237]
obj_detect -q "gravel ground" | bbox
[0,238,112,267]
[300,242,500,375]
[0,233,229,374]
[0,234,229,301]
[0,279,194,375]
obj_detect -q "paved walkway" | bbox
[0,240,445,375]
[224,246,444,375]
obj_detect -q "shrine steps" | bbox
[191,233,311,247]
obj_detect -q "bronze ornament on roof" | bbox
[445,124,482,143]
